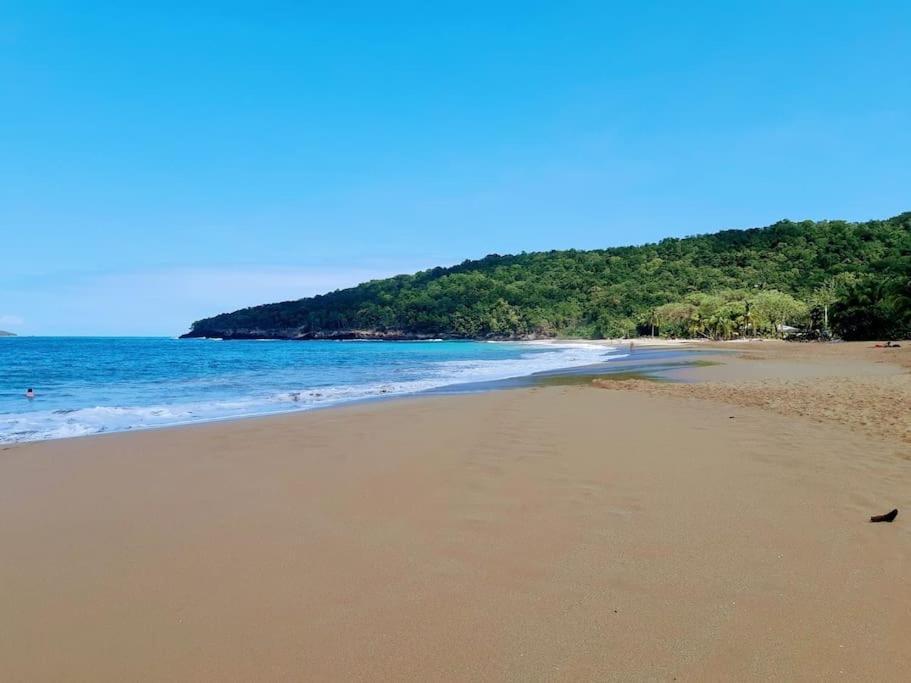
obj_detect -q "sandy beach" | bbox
[2,341,910,681]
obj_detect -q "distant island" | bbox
[183,213,911,342]
[0,330,16,337]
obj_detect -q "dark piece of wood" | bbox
[870,509,898,523]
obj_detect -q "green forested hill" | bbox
[184,213,911,341]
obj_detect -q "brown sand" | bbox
[597,341,911,446]
[2,343,911,681]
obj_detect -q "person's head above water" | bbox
[25,388,34,397]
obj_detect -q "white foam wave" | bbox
[0,342,619,444]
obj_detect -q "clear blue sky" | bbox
[2,1,909,335]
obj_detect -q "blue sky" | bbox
[2,1,909,335]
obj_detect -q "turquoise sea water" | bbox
[0,337,622,443]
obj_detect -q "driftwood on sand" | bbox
[870,509,898,523]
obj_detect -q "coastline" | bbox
[0,339,628,445]
[0,340,723,446]
[2,341,910,680]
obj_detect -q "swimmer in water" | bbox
[25,388,35,399]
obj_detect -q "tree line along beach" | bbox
[1,211,909,680]
[182,213,911,343]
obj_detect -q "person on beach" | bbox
[25,388,35,399]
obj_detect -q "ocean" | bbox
[0,337,623,443]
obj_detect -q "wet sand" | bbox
[1,342,910,681]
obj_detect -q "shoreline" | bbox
[7,339,900,452]
[2,341,698,447]
[2,341,910,680]
[1,339,899,449]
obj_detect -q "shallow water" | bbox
[0,337,625,443]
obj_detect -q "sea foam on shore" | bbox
[0,338,620,443]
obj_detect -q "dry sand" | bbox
[597,340,911,446]
[1,342,910,681]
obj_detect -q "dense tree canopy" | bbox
[184,213,911,341]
